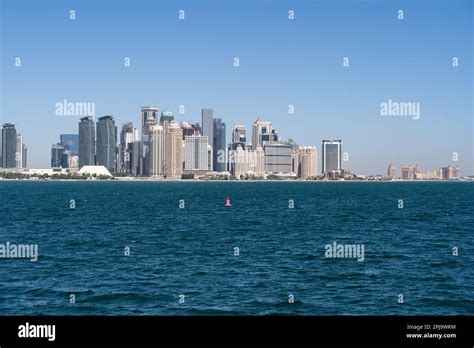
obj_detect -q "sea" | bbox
[0,181,472,315]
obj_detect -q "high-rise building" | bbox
[119,122,138,174]
[322,140,342,175]
[60,134,79,156]
[252,118,277,149]
[201,108,214,144]
[78,116,96,168]
[184,135,209,173]
[295,147,317,178]
[21,143,27,168]
[164,122,183,177]
[149,124,165,176]
[213,118,226,172]
[387,163,396,178]
[2,123,17,168]
[140,106,159,176]
[15,134,24,168]
[264,141,292,173]
[96,116,117,173]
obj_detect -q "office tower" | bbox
[164,122,183,177]
[21,144,27,168]
[401,164,420,180]
[252,118,275,149]
[79,116,96,168]
[264,141,292,173]
[140,106,159,176]
[96,116,117,173]
[387,163,396,178]
[184,135,209,172]
[213,118,226,172]
[129,142,140,176]
[149,124,165,176]
[15,134,23,168]
[201,108,213,142]
[119,122,138,174]
[2,123,17,168]
[295,147,317,178]
[231,124,246,150]
[60,134,79,156]
[51,143,69,168]
[181,122,202,139]
[159,111,174,126]
[322,140,342,175]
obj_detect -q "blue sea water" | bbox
[0,181,473,315]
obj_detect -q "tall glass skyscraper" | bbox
[1,123,17,168]
[78,116,96,168]
[213,118,226,172]
[96,116,117,173]
[201,108,213,146]
[322,140,342,174]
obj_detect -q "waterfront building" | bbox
[96,115,117,173]
[78,116,96,168]
[322,140,342,175]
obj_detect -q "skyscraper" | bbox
[213,118,226,172]
[15,134,23,168]
[184,135,209,173]
[140,106,159,176]
[119,122,138,174]
[78,116,96,168]
[149,124,165,176]
[322,140,342,175]
[201,108,214,143]
[96,116,117,173]
[1,123,17,168]
[164,121,184,177]
[295,147,318,178]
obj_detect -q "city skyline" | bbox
[1,0,472,174]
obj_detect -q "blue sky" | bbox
[1,0,472,175]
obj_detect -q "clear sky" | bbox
[1,0,472,175]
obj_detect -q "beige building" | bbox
[164,122,183,177]
[415,169,442,180]
[387,163,396,178]
[292,147,317,178]
[230,145,265,178]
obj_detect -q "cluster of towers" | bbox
[47,106,346,179]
